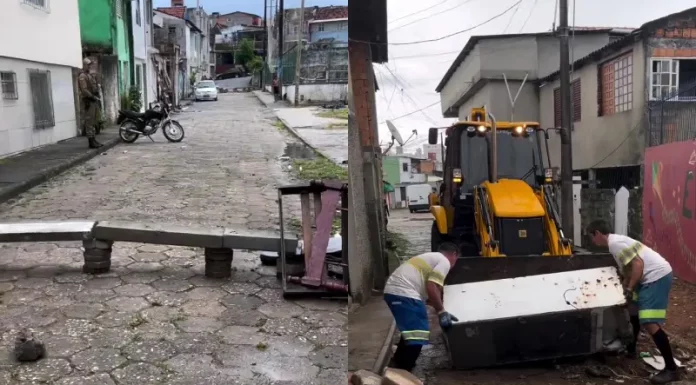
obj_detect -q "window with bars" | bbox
[553,80,581,128]
[599,52,633,115]
[115,0,123,18]
[22,0,49,11]
[1,72,18,100]
[136,64,142,88]
[28,69,55,129]
[135,0,142,26]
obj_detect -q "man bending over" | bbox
[383,243,460,372]
[587,220,678,384]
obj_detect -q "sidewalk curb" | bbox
[373,320,396,375]
[0,134,120,204]
[252,90,337,163]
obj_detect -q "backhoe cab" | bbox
[428,107,571,258]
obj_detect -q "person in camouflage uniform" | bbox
[78,58,103,149]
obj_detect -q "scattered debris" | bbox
[642,354,684,370]
[255,342,268,351]
[585,366,612,379]
[13,330,46,362]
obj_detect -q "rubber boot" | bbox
[88,137,103,149]
[650,368,679,384]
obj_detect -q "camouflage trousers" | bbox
[81,101,98,138]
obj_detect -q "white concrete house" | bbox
[144,0,160,108]
[0,0,83,158]
[132,0,148,111]
[154,9,192,99]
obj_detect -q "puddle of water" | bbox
[283,143,316,160]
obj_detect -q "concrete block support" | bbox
[204,248,234,278]
[82,238,114,274]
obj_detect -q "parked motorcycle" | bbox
[116,101,185,143]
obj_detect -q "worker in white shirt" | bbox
[587,220,678,384]
[383,243,460,372]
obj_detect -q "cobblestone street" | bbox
[0,93,347,385]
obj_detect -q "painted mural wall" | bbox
[643,140,696,283]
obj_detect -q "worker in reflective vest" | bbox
[382,243,460,372]
[587,220,678,385]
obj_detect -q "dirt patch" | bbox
[665,278,696,343]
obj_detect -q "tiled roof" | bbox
[220,11,261,19]
[314,6,348,21]
[283,5,348,21]
[156,7,186,19]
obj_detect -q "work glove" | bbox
[623,287,634,303]
[438,311,458,330]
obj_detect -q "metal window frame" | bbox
[649,57,685,101]
[135,0,142,26]
[115,0,123,18]
[21,0,50,12]
[598,52,633,115]
[27,69,55,129]
[1,71,19,100]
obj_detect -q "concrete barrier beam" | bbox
[222,228,298,252]
[0,221,95,243]
[93,221,225,248]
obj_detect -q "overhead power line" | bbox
[350,0,523,46]
[519,0,539,32]
[389,0,476,33]
[380,64,438,125]
[379,101,441,124]
[388,0,450,25]
[503,0,523,33]
[390,50,461,60]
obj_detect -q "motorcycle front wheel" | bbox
[162,120,185,143]
[119,121,140,143]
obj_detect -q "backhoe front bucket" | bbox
[442,253,632,370]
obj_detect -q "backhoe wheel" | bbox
[431,221,444,252]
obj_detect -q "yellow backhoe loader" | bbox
[428,107,631,369]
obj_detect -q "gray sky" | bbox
[378,0,694,151]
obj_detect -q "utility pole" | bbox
[278,0,284,98]
[294,0,305,106]
[262,0,267,88]
[348,39,387,301]
[558,0,574,241]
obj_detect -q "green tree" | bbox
[235,38,258,70]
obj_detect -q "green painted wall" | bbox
[78,0,114,51]
[383,157,401,186]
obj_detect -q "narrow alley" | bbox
[0,93,347,385]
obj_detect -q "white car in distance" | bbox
[194,80,218,102]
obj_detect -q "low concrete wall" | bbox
[282,83,347,105]
[580,188,643,250]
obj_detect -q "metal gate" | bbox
[648,80,696,147]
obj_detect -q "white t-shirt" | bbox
[607,234,672,284]
[384,252,452,301]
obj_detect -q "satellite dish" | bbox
[386,120,405,146]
